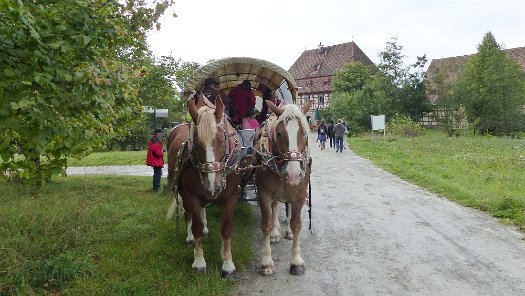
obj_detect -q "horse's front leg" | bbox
[289,199,305,275]
[259,193,276,276]
[219,196,238,278]
[270,200,281,243]
[186,198,206,272]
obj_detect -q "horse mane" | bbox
[275,104,310,134]
[195,106,218,145]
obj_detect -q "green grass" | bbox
[0,176,253,295]
[349,129,525,231]
[67,150,152,167]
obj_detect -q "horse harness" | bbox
[171,112,242,199]
[253,113,311,180]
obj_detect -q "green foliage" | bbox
[0,176,253,295]
[456,32,525,135]
[327,38,430,132]
[387,114,424,138]
[0,0,175,184]
[350,130,525,231]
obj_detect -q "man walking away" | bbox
[334,119,346,153]
[327,120,335,149]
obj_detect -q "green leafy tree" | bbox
[0,0,175,185]
[456,32,525,135]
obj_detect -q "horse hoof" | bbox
[270,236,281,244]
[285,232,293,240]
[260,265,275,276]
[192,267,206,273]
[221,269,237,280]
[186,240,194,246]
[289,264,305,276]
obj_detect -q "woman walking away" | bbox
[317,120,328,150]
[334,119,346,153]
[146,129,164,192]
[327,120,335,149]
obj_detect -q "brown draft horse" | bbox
[253,100,312,276]
[166,94,242,278]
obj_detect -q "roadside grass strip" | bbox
[0,176,252,295]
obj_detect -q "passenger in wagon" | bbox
[228,80,256,125]
[200,77,229,107]
[242,107,260,130]
[256,85,281,124]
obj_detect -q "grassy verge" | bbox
[67,150,151,167]
[348,130,525,231]
[0,176,252,295]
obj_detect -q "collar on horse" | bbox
[254,113,310,180]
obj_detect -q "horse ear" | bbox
[301,100,312,114]
[214,96,224,122]
[196,93,206,109]
[188,99,199,125]
[266,100,283,116]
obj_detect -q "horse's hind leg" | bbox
[270,201,281,243]
[201,207,209,236]
[284,202,293,240]
[289,200,305,275]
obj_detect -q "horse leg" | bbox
[186,199,206,272]
[185,213,194,245]
[270,200,281,243]
[284,202,293,240]
[289,200,305,275]
[259,195,275,276]
[219,200,237,278]
[201,207,209,236]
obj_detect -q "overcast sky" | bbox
[147,0,525,71]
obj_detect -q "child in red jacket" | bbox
[146,129,164,191]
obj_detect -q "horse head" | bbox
[266,100,312,186]
[187,93,229,197]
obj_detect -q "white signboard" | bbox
[143,106,168,118]
[371,115,385,130]
[371,115,386,141]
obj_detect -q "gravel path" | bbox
[66,134,525,296]
[230,133,525,296]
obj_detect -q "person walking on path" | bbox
[334,119,346,153]
[146,129,164,191]
[327,120,335,149]
[317,121,328,150]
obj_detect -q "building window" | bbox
[318,95,324,106]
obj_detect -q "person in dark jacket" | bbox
[317,121,328,150]
[327,120,335,149]
[334,119,346,153]
[229,80,256,125]
[146,129,164,191]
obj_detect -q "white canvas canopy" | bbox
[185,57,298,103]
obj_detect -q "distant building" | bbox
[425,46,525,104]
[289,41,375,123]
[423,46,525,127]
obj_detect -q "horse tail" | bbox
[166,194,183,220]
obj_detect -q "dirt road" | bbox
[231,133,525,296]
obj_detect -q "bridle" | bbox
[257,114,310,181]
[187,109,239,193]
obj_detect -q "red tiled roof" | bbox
[289,42,375,95]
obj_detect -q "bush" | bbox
[388,114,424,137]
